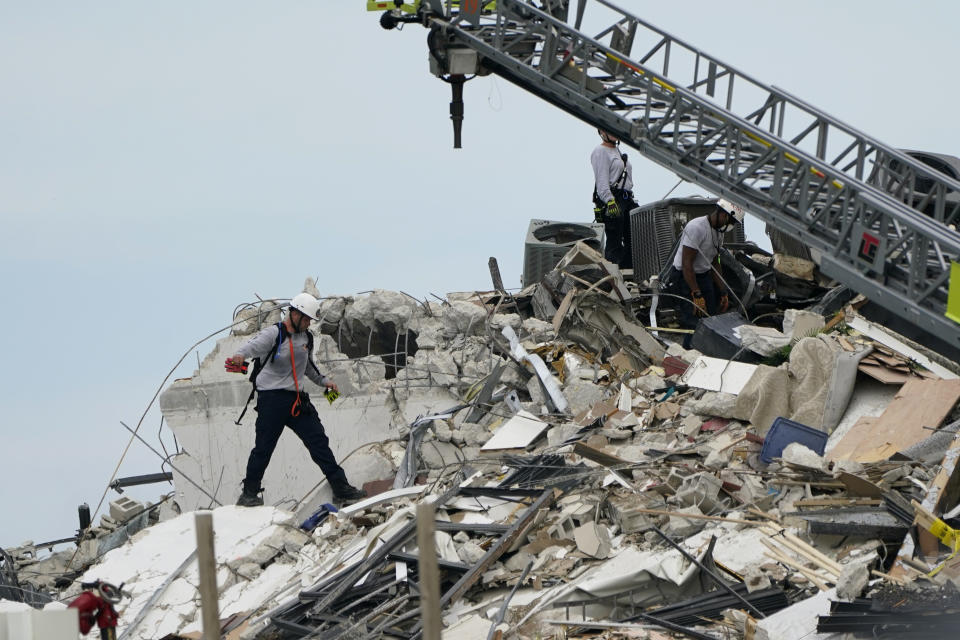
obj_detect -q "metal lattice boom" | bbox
[392,0,960,349]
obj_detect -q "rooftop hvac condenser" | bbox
[522,219,605,286]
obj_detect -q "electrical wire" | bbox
[65,314,259,571]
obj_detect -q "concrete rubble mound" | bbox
[7,252,960,640]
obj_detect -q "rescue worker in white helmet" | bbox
[669,199,745,347]
[591,129,637,268]
[226,292,366,506]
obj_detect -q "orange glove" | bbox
[718,292,730,313]
[691,291,708,317]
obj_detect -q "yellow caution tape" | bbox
[924,517,960,577]
[930,518,960,552]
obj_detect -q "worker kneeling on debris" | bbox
[668,199,745,347]
[225,292,366,507]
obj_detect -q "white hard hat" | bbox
[716,198,745,224]
[290,292,321,321]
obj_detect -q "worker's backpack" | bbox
[234,322,321,425]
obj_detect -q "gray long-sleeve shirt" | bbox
[237,324,328,392]
[591,144,634,203]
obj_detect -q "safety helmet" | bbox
[598,129,618,144]
[716,198,745,224]
[290,292,321,321]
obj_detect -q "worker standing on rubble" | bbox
[226,293,366,507]
[591,129,637,268]
[669,199,745,346]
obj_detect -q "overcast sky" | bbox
[2,2,959,550]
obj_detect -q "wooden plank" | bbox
[827,378,960,463]
[416,503,442,640]
[194,512,221,640]
[551,287,577,335]
[794,498,883,508]
[573,441,631,467]
[858,363,910,385]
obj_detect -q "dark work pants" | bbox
[243,390,348,493]
[600,194,636,269]
[672,269,719,348]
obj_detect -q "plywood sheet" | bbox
[828,378,960,462]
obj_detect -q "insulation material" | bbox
[734,337,842,435]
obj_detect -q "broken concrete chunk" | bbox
[676,473,724,514]
[572,522,611,559]
[703,447,733,470]
[783,309,825,340]
[456,541,486,565]
[525,375,547,406]
[743,566,772,593]
[606,495,658,533]
[343,290,418,332]
[685,391,739,419]
[665,506,706,537]
[458,421,492,447]
[232,300,283,336]
[736,475,775,510]
[504,551,535,572]
[781,442,825,471]
[546,423,581,446]
[773,253,816,281]
[652,402,681,421]
[521,317,555,343]
[630,373,667,394]
[561,379,608,416]
[679,415,702,437]
[836,561,870,601]
[489,313,522,334]
[441,300,487,338]
[315,296,346,330]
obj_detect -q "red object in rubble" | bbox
[662,355,689,378]
[68,581,122,640]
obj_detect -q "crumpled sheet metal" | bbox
[502,325,568,413]
[513,545,707,627]
[394,405,465,489]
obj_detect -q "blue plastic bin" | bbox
[760,417,828,463]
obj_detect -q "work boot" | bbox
[331,482,366,502]
[236,488,264,507]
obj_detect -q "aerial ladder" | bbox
[368,0,960,353]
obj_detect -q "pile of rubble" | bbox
[6,241,960,639]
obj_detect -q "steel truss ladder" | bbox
[379,0,960,349]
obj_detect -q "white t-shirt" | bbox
[591,144,633,202]
[673,215,722,274]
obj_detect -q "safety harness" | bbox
[592,150,630,218]
[234,322,321,425]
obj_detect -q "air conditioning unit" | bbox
[629,197,746,283]
[522,219,605,286]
